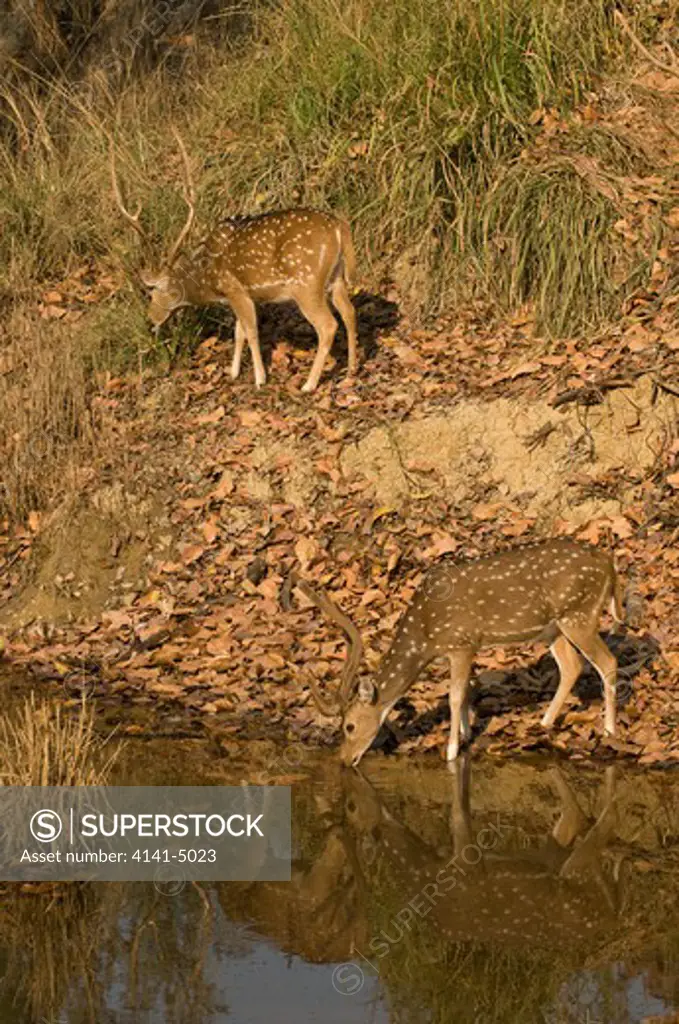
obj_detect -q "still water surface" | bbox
[2,729,679,1023]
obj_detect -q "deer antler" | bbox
[166,126,196,266]
[109,135,150,248]
[288,571,364,716]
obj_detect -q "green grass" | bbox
[0,0,672,518]
[474,159,649,335]
[0,0,646,309]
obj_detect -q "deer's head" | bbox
[339,679,391,767]
[110,129,196,330]
[287,572,386,767]
[138,269,191,328]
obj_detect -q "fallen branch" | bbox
[551,379,634,409]
[652,377,679,400]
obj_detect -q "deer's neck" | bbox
[373,618,434,707]
[174,254,221,304]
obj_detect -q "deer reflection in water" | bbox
[220,759,622,972]
[342,758,621,962]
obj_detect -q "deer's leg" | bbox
[559,622,617,736]
[295,291,339,393]
[230,319,246,380]
[448,751,473,852]
[461,698,471,743]
[329,276,358,376]
[226,292,266,388]
[448,651,473,762]
[549,766,588,846]
[541,634,584,728]
[559,766,618,887]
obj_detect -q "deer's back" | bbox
[197,208,342,297]
[416,540,615,648]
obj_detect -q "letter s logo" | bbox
[30,809,63,842]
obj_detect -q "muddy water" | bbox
[3,718,679,1023]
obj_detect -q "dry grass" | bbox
[0,882,113,1020]
[0,311,97,517]
[0,691,124,786]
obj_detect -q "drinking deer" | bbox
[287,539,624,766]
[110,133,358,392]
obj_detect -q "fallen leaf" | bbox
[577,520,603,545]
[608,515,634,539]
[212,471,234,499]
[372,506,397,525]
[238,409,262,427]
[181,544,206,565]
[472,502,505,521]
[197,405,226,425]
[392,342,425,366]
[41,304,67,320]
[201,517,219,544]
[423,534,459,558]
[294,536,319,571]
[485,715,511,736]
[148,680,187,698]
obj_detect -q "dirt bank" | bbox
[341,376,677,522]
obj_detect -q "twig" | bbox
[551,379,635,409]
[523,422,557,452]
[2,546,26,573]
[382,420,437,500]
[191,880,213,919]
[652,377,679,399]
[575,403,596,462]
[614,10,679,84]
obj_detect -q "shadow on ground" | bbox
[385,631,661,754]
[173,290,400,376]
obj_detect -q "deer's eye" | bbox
[345,723,356,734]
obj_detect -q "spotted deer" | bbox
[110,133,358,392]
[287,539,624,766]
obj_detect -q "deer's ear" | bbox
[357,678,377,705]
[140,270,169,290]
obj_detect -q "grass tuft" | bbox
[0,692,123,786]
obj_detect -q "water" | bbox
[2,721,679,1023]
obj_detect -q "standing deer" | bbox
[287,539,624,766]
[110,132,358,392]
